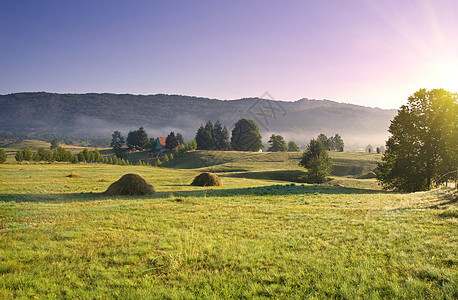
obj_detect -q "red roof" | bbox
[158,137,167,147]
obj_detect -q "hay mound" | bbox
[191,172,223,187]
[104,173,155,195]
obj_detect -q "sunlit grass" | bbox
[0,162,456,299]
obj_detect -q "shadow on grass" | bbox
[0,184,388,203]
[223,170,306,183]
[427,192,457,209]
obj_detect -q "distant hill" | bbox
[0,92,397,149]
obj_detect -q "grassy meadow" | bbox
[0,151,457,299]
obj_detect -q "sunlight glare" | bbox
[431,58,458,93]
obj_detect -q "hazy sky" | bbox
[1,0,457,109]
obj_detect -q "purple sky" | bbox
[1,0,457,108]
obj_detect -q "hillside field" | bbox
[0,152,457,299]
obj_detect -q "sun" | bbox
[430,58,458,93]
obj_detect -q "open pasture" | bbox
[0,158,457,299]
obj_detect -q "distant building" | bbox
[149,137,179,157]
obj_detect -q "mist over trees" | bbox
[377,88,457,192]
[317,133,344,151]
[0,92,396,150]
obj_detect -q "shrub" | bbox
[0,149,6,163]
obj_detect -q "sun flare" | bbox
[430,58,458,92]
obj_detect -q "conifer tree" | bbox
[213,120,231,150]
[176,132,185,146]
[299,139,332,183]
[165,132,179,149]
[110,131,125,156]
[196,124,213,150]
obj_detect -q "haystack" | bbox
[104,173,155,195]
[191,172,223,187]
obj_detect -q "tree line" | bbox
[110,118,347,155]
[13,147,105,164]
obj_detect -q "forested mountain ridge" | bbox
[0,92,396,148]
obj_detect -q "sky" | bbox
[0,0,457,109]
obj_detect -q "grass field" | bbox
[0,152,457,299]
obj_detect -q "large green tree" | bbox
[231,119,263,152]
[267,134,287,152]
[299,139,332,183]
[377,89,457,192]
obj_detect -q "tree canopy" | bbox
[230,119,263,152]
[195,120,231,150]
[213,120,231,150]
[196,122,213,150]
[377,89,457,192]
[267,134,287,152]
[126,127,148,150]
[299,139,332,183]
[287,141,300,152]
[317,133,344,151]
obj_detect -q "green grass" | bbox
[167,150,381,181]
[0,156,457,299]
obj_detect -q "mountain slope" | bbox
[0,92,396,148]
